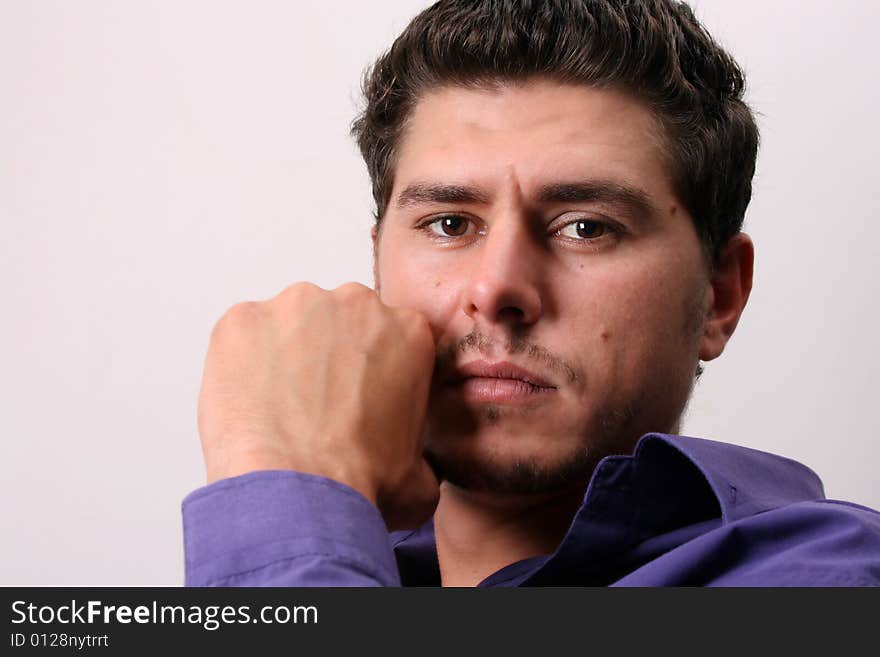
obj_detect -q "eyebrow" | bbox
[393,179,660,217]
[536,181,660,217]
[394,182,490,209]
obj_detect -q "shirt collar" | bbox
[391,433,825,586]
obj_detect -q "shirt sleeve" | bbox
[181,470,401,586]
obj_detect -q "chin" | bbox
[424,438,600,495]
[423,417,615,495]
[422,397,665,495]
[425,380,687,495]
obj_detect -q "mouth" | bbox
[443,360,557,404]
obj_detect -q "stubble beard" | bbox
[422,311,703,496]
[423,395,650,496]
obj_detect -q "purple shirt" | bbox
[182,434,880,586]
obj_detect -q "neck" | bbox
[433,482,586,587]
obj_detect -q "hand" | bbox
[197,282,440,530]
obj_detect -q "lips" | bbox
[447,360,556,388]
[443,360,557,404]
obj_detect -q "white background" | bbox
[2,0,877,585]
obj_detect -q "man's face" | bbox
[374,80,711,494]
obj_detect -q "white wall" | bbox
[1,0,876,585]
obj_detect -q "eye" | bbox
[424,214,474,237]
[558,219,607,240]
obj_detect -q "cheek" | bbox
[569,264,705,378]
[377,243,463,328]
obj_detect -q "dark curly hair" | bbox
[351,0,759,263]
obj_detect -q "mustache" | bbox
[434,328,580,385]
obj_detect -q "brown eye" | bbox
[574,220,605,239]
[428,215,470,237]
[556,216,617,244]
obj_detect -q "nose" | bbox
[461,216,543,327]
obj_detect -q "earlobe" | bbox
[698,232,754,362]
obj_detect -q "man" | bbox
[183,0,880,586]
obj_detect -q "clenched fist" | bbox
[197,282,440,530]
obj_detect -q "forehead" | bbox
[391,80,675,205]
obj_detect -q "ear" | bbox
[371,223,381,294]
[699,232,754,362]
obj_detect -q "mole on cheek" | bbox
[600,331,610,342]
[434,280,442,288]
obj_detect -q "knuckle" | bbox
[277,281,321,302]
[398,310,434,348]
[271,281,325,313]
[208,301,268,348]
[405,310,432,337]
[214,301,263,333]
[334,281,375,302]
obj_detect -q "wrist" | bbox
[204,450,380,506]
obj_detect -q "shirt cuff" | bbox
[182,470,400,586]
